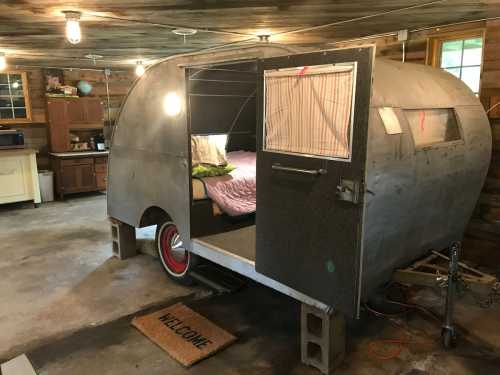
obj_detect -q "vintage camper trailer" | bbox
[107,44,491,320]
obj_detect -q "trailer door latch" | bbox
[336,179,360,204]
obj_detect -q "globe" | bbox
[77,80,93,96]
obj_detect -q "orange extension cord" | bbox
[364,289,439,361]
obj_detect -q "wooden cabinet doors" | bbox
[59,158,95,194]
[66,99,86,124]
[67,98,105,129]
[61,164,95,192]
[85,98,105,124]
[94,157,107,190]
[46,99,70,152]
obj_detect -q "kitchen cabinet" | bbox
[0,149,41,206]
[94,157,108,190]
[47,97,105,152]
[50,152,108,199]
[46,99,69,152]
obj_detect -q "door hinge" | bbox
[336,178,360,204]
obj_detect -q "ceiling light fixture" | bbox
[85,54,103,66]
[172,28,197,44]
[0,53,6,71]
[135,60,145,77]
[258,34,271,42]
[63,11,82,44]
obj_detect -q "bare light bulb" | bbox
[0,53,6,71]
[135,61,145,77]
[12,81,19,89]
[163,92,182,117]
[64,11,82,45]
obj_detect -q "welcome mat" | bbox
[132,303,236,367]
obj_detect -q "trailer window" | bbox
[404,109,461,147]
[264,63,355,160]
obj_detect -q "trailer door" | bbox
[255,47,374,318]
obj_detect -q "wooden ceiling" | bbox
[1,0,500,69]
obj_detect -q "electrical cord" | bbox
[363,283,440,361]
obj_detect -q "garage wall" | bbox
[3,68,135,169]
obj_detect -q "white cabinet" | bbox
[0,149,41,205]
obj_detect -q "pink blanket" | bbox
[200,151,256,216]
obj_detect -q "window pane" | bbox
[441,40,463,68]
[12,97,26,107]
[0,85,10,96]
[14,108,26,118]
[462,38,482,66]
[0,74,7,84]
[0,108,14,119]
[445,67,461,78]
[405,109,461,147]
[10,88,24,97]
[9,74,22,82]
[0,98,12,107]
[461,66,481,93]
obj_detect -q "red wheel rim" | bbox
[160,225,188,274]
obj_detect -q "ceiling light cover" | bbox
[135,61,145,77]
[172,28,197,36]
[64,11,82,44]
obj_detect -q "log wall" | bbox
[4,68,134,169]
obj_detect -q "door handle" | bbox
[336,178,360,204]
[272,164,327,176]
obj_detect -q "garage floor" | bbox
[1,194,500,374]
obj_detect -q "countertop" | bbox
[49,151,109,158]
[0,148,38,156]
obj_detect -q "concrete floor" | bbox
[0,194,202,362]
[1,194,500,374]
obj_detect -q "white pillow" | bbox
[191,134,228,166]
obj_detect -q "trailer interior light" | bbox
[164,92,182,117]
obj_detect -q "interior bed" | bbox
[192,150,256,215]
[187,59,258,236]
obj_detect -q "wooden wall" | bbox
[5,68,134,169]
[472,19,500,258]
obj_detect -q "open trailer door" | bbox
[255,46,375,318]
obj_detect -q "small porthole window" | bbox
[378,107,402,135]
[404,108,461,147]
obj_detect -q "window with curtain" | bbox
[264,64,355,160]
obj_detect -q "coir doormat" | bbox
[132,303,237,367]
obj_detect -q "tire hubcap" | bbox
[160,225,188,274]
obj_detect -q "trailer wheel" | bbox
[156,221,197,285]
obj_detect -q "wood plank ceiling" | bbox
[0,0,500,69]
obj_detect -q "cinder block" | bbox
[301,304,345,374]
[111,221,137,260]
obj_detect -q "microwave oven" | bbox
[0,128,25,150]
